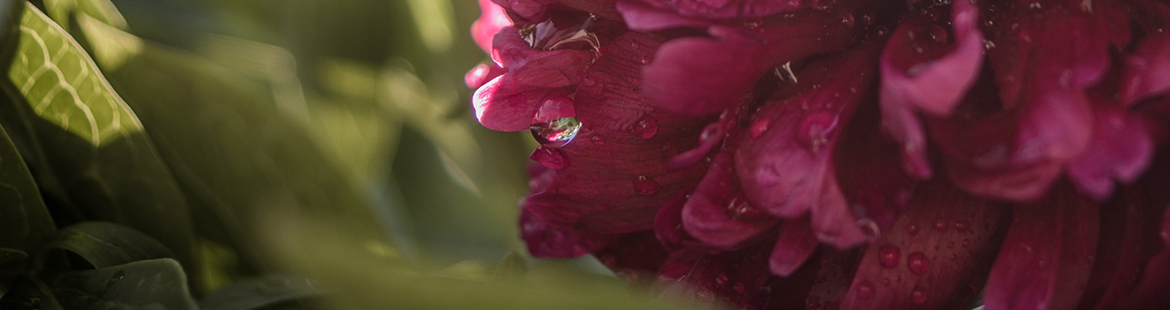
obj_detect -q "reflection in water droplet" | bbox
[633,176,661,196]
[519,16,600,52]
[933,219,948,231]
[907,252,930,275]
[912,286,927,304]
[955,220,969,232]
[841,13,855,28]
[907,223,919,236]
[591,134,605,145]
[879,245,901,268]
[530,147,571,170]
[857,281,875,299]
[635,116,658,139]
[531,117,581,148]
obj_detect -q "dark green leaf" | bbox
[48,258,196,310]
[0,248,29,296]
[0,275,65,310]
[41,221,172,269]
[0,117,55,254]
[4,3,196,275]
[198,275,321,310]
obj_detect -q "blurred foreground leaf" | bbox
[41,221,172,269]
[0,115,55,294]
[49,258,196,310]
[4,2,195,278]
[198,275,321,310]
[43,0,128,32]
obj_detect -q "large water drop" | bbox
[531,117,581,148]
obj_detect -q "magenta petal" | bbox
[654,187,696,251]
[491,29,593,88]
[841,181,1008,309]
[473,76,551,131]
[621,0,817,20]
[1067,104,1154,201]
[523,33,711,233]
[657,242,775,308]
[734,44,879,248]
[682,153,778,249]
[1121,32,1170,106]
[985,184,1100,310]
[768,218,818,277]
[878,0,984,179]
[641,10,864,116]
[592,231,669,285]
[1077,190,1146,310]
[465,63,507,89]
[473,0,512,53]
[614,0,713,31]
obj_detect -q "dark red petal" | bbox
[614,0,714,31]
[735,42,879,248]
[654,187,697,251]
[1067,103,1154,200]
[490,29,593,88]
[682,153,778,249]
[520,205,618,257]
[806,248,863,310]
[834,98,917,232]
[1076,189,1147,310]
[620,0,818,20]
[656,242,775,308]
[524,32,710,233]
[840,181,1008,309]
[768,218,818,277]
[557,0,622,20]
[985,184,1100,310]
[492,0,549,20]
[1113,203,1170,309]
[592,231,669,285]
[1121,32,1170,106]
[473,0,513,53]
[641,10,865,116]
[878,0,984,179]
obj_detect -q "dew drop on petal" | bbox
[879,245,901,268]
[582,77,596,86]
[531,117,581,148]
[714,274,729,289]
[933,219,948,231]
[633,176,661,196]
[591,134,605,145]
[797,113,837,153]
[840,13,855,28]
[749,119,771,138]
[907,252,930,275]
[635,116,658,139]
[530,147,570,170]
[955,220,969,232]
[857,281,875,299]
[927,25,948,44]
[907,223,919,236]
[911,286,927,304]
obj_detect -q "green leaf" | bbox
[492,250,528,281]
[0,275,64,310]
[0,121,55,254]
[4,3,196,276]
[48,258,197,310]
[1,248,29,297]
[198,275,321,310]
[42,0,128,32]
[41,221,173,269]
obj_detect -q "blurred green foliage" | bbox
[0,0,706,309]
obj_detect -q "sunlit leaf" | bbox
[4,3,196,276]
[43,0,128,32]
[198,275,321,310]
[49,258,197,310]
[41,221,173,269]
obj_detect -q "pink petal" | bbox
[520,205,618,257]
[768,218,818,277]
[840,181,1008,309]
[654,187,698,251]
[1121,32,1170,106]
[472,28,592,131]
[523,32,711,233]
[682,153,778,249]
[878,0,984,179]
[1067,103,1154,200]
[620,0,819,20]
[734,42,880,248]
[656,242,776,308]
[640,9,865,116]
[984,183,1100,310]
[472,0,513,53]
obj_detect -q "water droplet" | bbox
[933,219,948,231]
[582,77,596,86]
[907,252,930,275]
[750,119,771,137]
[1029,2,1042,9]
[531,117,581,148]
[530,147,570,170]
[927,25,948,44]
[983,39,997,50]
[634,116,658,139]
[907,223,919,236]
[797,113,837,153]
[876,26,889,37]
[633,176,661,196]
[879,245,901,268]
[857,281,875,299]
[861,12,875,26]
[700,124,722,142]
[840,13,855,28]
[591,134,605,145]
[727,196,756,219]
[955,220,969,232]
[714,274,729,288]
[911,286,927,304]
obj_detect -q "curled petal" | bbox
[878,0,984,179]
[640,10,865,116]
[735,42,879,248]
[1067,104,1153,201]
[841,181,1008,309]
[465,62,507,89]
[769,218,818,277]
[523,33,711,233]
[682,153,778,249]
[985,184,1100,310]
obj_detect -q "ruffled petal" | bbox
[473,28,593,131]
[984,184,1100,310]
[840,181,1008,309]
[682,153,778,249]
[878,0,984,179]
[1067,103,1153,200]
[524,32,711,233]
[734,42,879,248]
[639,10,866,116]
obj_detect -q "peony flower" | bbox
[468,0,1170,309]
